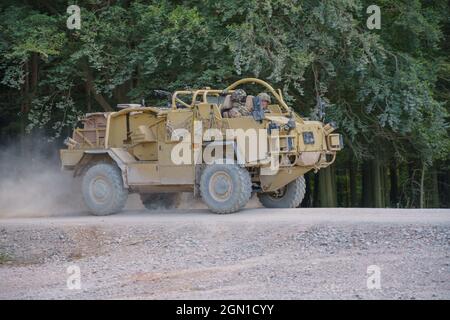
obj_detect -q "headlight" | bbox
[327,134,343,150]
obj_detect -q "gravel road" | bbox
[0,207,449,300]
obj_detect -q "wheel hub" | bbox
[209,171,233,202]
[268,186,287,200]
[90,177,110,203]
[214,178,229,194]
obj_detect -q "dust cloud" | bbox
[0,136,84,218]
[0,135,260,218]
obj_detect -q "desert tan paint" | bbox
[61,78,341,193]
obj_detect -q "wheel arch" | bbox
[74,149,129,188]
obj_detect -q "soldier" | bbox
[257,92,271,110]
[222,89,249,118]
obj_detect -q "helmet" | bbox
[231,89,247,102]
[258,92,271,103]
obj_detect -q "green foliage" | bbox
[0,252,12,264]
[0,0,449,164]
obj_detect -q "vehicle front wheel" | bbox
[257,176,306,208]
[200,164,252,214]
[82,163,128,215]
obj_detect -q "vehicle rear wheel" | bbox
[140,193,181,210]
[257,176,306,208]
[200,164,252,214]
[82,163,128,215]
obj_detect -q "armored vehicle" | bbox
[60,78,342,214]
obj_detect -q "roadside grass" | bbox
[0,252,12,264]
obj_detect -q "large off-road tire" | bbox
[257,176,306,208]
[200,164,252,214]
[82,163,128,216]
[140,193,181,210]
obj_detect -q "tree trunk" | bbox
[336,168,343,207]
[382,164,390,207]
[361,159,384,208]
[420,163,426,208]
[83,64,113,112]
[31,53,38,99]
[319,166,336,207]
[349,161,357,207]
[389,162,398,207]
[331,165,338,206]
[407,162,416,208]
[86,81,91,112]
[313,172,320,207]
[361,161,372,207]
[371,158,383,208]
[430,167,440,208]
[437,164,450,208]
[20,59,31,157]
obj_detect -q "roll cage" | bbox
[171,78,293,114]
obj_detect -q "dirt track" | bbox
[0,207,449,299]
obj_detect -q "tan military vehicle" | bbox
[60,78,342,215]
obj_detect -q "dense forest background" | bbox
[0,0,449,208]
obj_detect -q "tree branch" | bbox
[83,65,113,112]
